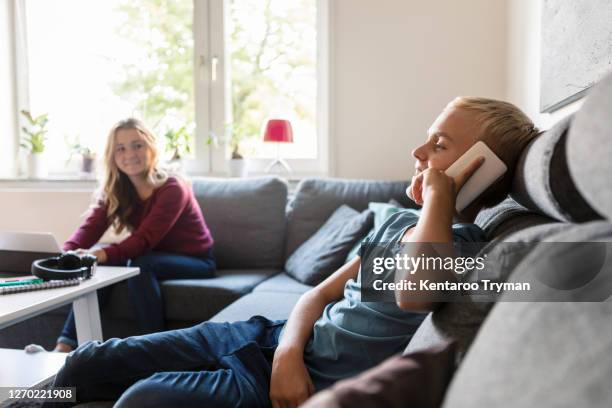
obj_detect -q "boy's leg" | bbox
[46,316,284,407]
[115,340,277,408]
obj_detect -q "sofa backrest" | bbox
[510,114,600,223]
[441,221,612,408]
[284,178,415,259]
[510,71,612,223]
[566,70,612,221]
[192,176,288,269]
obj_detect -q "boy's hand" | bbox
[410,156,484,206]
[270,346,315,408]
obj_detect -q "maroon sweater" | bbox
[64,177,214,265]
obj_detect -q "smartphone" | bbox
[406,141,507,212]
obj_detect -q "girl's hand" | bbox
[410,156,484,206]
[92,249,108,264]
[74,248,107,264]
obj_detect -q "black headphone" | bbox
[32,252,97,281]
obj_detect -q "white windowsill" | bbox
[0,171,328,191]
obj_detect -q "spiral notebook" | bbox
[0,278,81,295]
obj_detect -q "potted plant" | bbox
[163,125,192,171]
[67,139,96,177]
[20,110,49,179]
[227,123,249,177]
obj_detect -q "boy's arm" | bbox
[395,190,454,312]
[270,255,361,408]
[396,159,483,312]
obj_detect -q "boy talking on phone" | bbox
[46,97,540,408]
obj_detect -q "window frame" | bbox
[12,0,330,178]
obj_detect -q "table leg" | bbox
[73,291,103,345]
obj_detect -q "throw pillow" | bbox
[285,205,374,285]
[301,341,457,408]
[345,201,405,262]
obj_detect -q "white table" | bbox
[0,266,139,394]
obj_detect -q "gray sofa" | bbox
[0,176,415,349]
[2,73,612,407]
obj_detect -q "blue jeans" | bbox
[46,316,285,408]
[58,251,216,348]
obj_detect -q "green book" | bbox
[0,276,44,287]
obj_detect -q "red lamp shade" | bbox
[263,119,293,143]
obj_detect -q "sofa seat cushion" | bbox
[209,292,303,322]
[107,268,279,322]
[254,272,313,294]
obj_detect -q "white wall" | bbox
[0,190,94,244]
[330,0,508,180]
[0,1,18,177]
[506,0,583,130]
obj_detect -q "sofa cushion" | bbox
[285,205,374,285]
[254,272,313,294]
[285,178,414,258]
[404,222,568,361]
[567,71,612,220]
[510,114,600,222]
[192,176,288,269]
[442,223,612,408]
[107,268,279,322]
[346,200,407,262]
[304,341,457,408]
[209,291,303,322]
[443,303,612,408]
[475,197,556,240]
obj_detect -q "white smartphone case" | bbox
[406,141,507,212]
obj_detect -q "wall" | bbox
[0,190,94,244]
[506,0,583,130]
[330,0,508,180]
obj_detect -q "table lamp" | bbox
[263,119,293,173]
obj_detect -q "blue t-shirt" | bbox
[300,209,485,390]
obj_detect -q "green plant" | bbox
[20,110,49,154]
[66,137,96,163]
[164,125,192,160]
[225,123,244,160]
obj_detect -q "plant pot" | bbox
[81,156,96,175]
[166,158,184,173]
[27,153,47,179]
[229,158,249,178]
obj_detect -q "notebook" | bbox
[0,278,80,295]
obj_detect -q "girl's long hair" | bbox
[100,118,168,233]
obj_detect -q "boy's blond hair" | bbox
[447,97,541,208]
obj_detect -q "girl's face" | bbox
[113,128,151,178]
[411,107,480,175]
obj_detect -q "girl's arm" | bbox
[63,201,110,252]
[102,180,189,264]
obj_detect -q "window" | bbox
[13,0,328,177]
